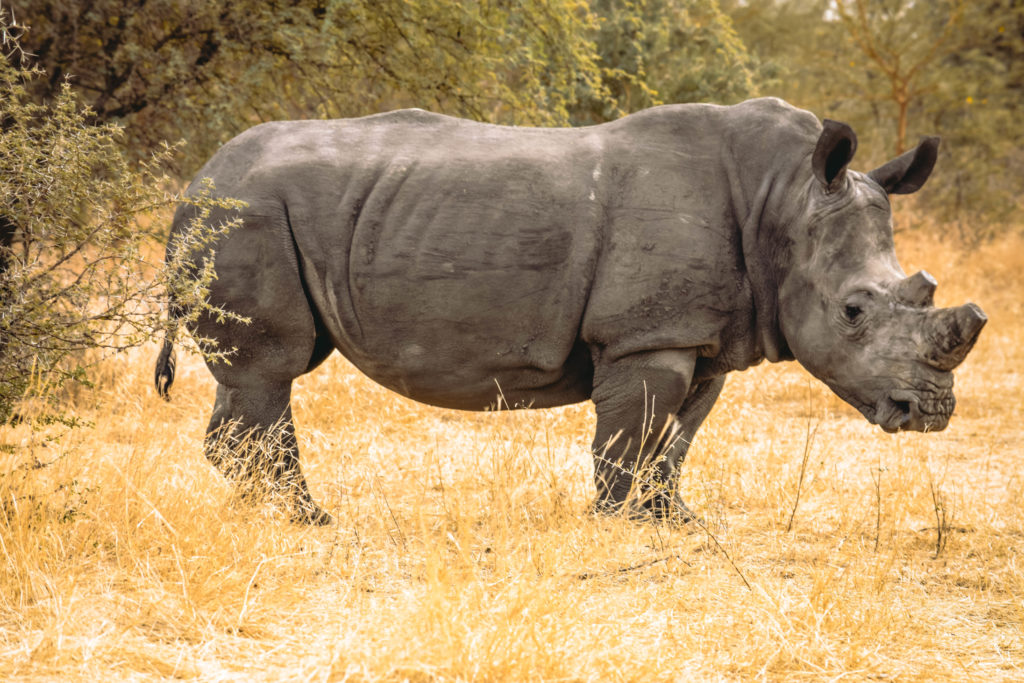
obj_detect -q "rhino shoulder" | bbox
[358,107,461,127]
[727,97,820,137]
[214,120,298,157]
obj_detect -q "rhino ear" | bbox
[812,120,858,193]
[868,136,940,195]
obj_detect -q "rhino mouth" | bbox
[872,390,955,433]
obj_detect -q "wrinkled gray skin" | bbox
[156,97,986,525]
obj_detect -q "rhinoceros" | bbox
[155,97,986,525]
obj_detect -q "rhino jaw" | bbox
[872,389,955,433]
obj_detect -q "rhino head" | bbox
[773,120,986,433]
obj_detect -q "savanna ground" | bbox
[1,225,1022,681]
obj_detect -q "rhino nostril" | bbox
[884,391,919,428]
[878,392,953,433]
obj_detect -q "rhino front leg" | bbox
[205,381,331,525]
[640,375,725,521]
[590,348,696,520]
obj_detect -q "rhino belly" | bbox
[341,231,597,410]
[343,199,598,408]
[357,332,595,411]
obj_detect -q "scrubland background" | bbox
[2,227,1021,681]
[3,1,1023,681]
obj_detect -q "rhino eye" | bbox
[844,304,864,322]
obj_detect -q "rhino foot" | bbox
[590,493,700,527]
[640,492,701,526]
[226,483,333,526]
[291,501,334,526]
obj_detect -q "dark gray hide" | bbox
[156,98,986,525]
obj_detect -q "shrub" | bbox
[0,15,235,425]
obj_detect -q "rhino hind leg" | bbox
[185,206,334,524]
[590,348,701,522]
[205,381,332,525]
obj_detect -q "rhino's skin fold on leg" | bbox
[205,380,332,525]
[155,97,986,525]
[644,375,726,522]
[589,348,696,516]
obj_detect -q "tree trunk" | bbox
[0,214,17,370]
[896,94,908,156]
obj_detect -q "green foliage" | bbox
[832,0,964,156]
[11,0,608,170]
[305,0,608,125]
[11,0,763,166]
[574,0,757,123]
[0,18,239,424]
[927,0,1024,240]
[725,0,1023,240]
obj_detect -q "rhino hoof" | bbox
[640,495,702,528]
[590,495,701,527]
[291,503,334,526]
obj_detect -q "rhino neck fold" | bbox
[722,102,824,365]
[727,165,794,364]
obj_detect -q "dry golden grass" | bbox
[2,227,1023,681]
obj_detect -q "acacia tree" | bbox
[573,0,757,124]
[0,15,237,423]
[724,0,1023,239]
[11,0,609,170]
[834,0,963,156]
[929,0,1024,239]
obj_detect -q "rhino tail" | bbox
[154,336,177,401]
[155,301,181,400]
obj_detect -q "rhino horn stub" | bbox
[897,270,938,307]
[921,303,988,371]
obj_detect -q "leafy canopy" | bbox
[12,0,609,169]
[725,0,1024,239]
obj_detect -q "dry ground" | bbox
[1,229,1023,681]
